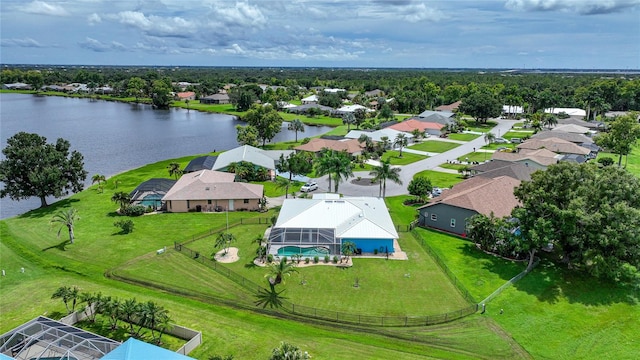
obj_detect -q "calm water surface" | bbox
[0,93,331,219]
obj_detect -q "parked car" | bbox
[494,137,510,144]
[300,182,318,192]
[510,137,522,144]
[431,187,442,197]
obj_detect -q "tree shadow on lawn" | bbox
[510,259,639,307]
[18,198,80,219]
[42,239,71,252]
[459,242,638,306]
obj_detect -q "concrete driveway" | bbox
[310,119,518,197]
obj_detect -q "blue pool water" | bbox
[139,194,163,207]
[277,246,331,257]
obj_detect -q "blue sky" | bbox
[1,0,639,69]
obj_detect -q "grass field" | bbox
[448,133,481,141]
[1,156,524,359]
[456,152,489,163]
[413,170,465,188]
[597,145,640,177]
[417,228,640,360]
[409,141,461,153]
[2,123,639,359]
[381,150,428,165]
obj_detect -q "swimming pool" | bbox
[277,246,331,257]
[139,194,163,207]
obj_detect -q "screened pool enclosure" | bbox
[268,227,342,256]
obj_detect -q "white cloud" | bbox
[403,2,447,22]
[22,1,69,16]
[87,13,101,25]
[1,37,46,48]
[212,2,267,28]
[112,11,196,37]
[505,0,640,15]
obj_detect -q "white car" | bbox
[494,137,510,144]
[300,182,318,192]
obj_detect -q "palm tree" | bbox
[315,149,334,192]
[155,314,173,345]
[167,162,183,179]
[51,286,80,314]
[120,298,140,335]
[341,241,357,263]
[331,151,354,193]
[274,176,292,199]
[369,159,402,198]
[484,132,496,145]
[380,136,391,151]
[394,133,409,157]
[92,174,106,193]
[411,129,423,142]
[287,118,305,142]
[214,232,235,256]
[50,208,80,244]
[111,191,131,211]
[266,258,298,286]
[542,113,558,129]
[102,296,121,330]
[342,112,356,132]
[140,301,169,343]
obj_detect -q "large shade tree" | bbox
[275,152,313,198]
[0,132,87,207]
[244,104,284,147]
[458,91,502,123]
[513,162,640,283]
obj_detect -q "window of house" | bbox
[450,219,456,227]
[244,199,249,204]
[207,200,212,205]
[431,214,437,221]
[187,200,190,209]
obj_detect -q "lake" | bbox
[0,93,332,219]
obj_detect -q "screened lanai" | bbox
[268,227,340,256]
[0,316,120,360]
[129,178,176,210]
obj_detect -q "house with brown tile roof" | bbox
[176,91,196,100]
[388,119,445,136]
[435,100,462,112]
[418,176,521,236]
[294,138,363,156]
[162,170,263,213]
[516,138,590,156]
[491,148,559,170]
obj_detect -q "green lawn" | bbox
[501,131,533,141]
[448,133,481,141]
[597,144,640,177]
[1,154,526,359]
[456,152,489,163]
[381,150,428,165]
[438,163,468,171]
[146,228,470,317]
[413,170,465,188]
[481,143,515,151]
[409,141,461,153]
[416,228,640,360]
[465,121,498,133]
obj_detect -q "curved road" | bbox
[312,119,518,197]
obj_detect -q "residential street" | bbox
[311,119,518,197]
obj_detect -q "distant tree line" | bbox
[2,66,639,116]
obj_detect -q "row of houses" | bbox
[417,124,600,236]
